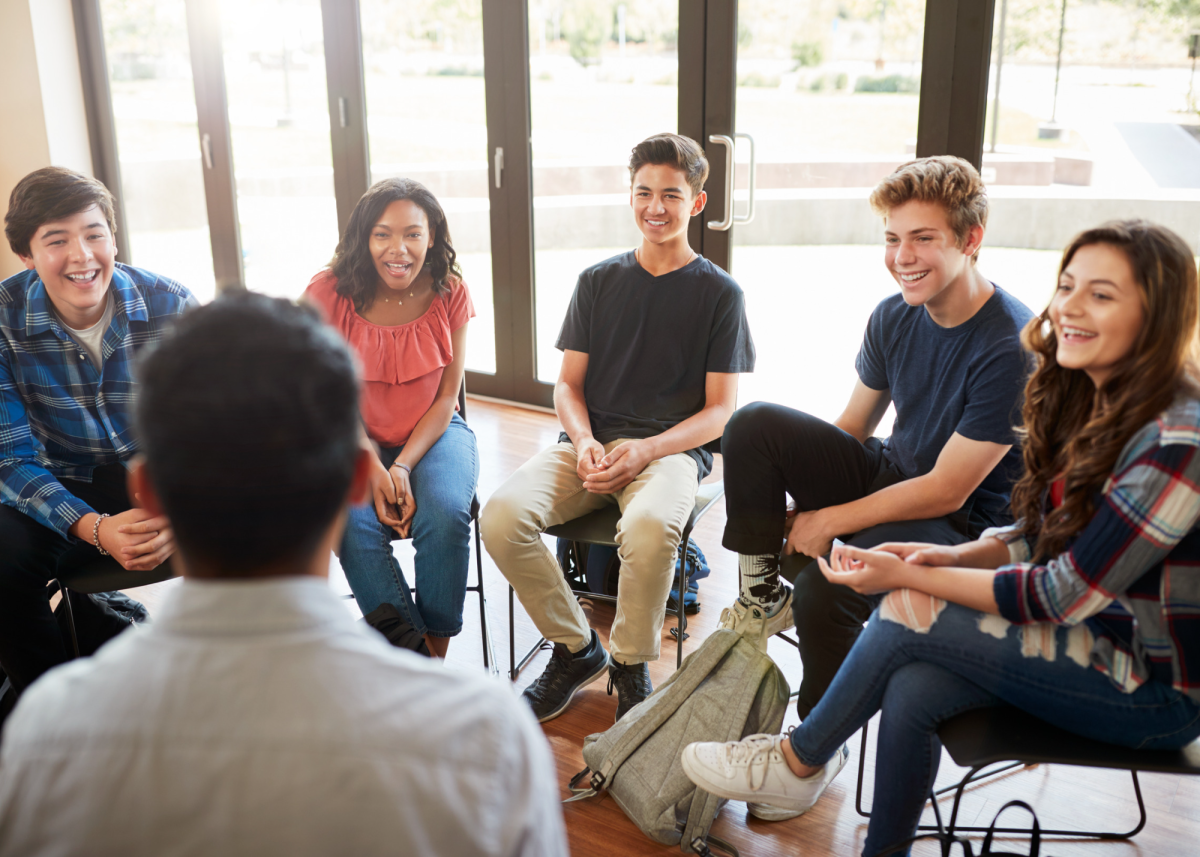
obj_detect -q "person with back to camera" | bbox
[0,167,194,719]
[0,292,565,856]
[304,178,477,659]
[682,221,1200,856]
[482,133,755,723]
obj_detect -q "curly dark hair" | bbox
[1010,220,1200,561]
[329,178,461,312]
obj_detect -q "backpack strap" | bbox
[591,628,743,789]
[681,648,775,847]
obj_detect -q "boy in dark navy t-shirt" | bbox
[719,157,1034,751]
[483,135,754,725]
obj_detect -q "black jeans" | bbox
[0,465,133,694]
[721,402,985,718]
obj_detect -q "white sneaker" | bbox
[681,733,848,821]
[718,587,795,651]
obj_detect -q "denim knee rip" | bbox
[879,589,947,633]
[975,613,1094,667]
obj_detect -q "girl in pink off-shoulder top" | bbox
[305,178,478,659]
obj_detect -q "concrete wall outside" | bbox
[435,188,1200,255]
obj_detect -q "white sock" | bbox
[738,553,787,617]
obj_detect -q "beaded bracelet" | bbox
[92,513,111,556]
[390,462,412,475]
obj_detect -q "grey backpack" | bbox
[566,607,789,855]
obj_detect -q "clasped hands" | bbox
[817,541,960,595]
[371,460,416,538]
[576,438,654,494]
[94,503,175,572]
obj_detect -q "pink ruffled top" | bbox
[304,270,475,447]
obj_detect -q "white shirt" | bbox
[61,290,115,371]
[0,577,566,857]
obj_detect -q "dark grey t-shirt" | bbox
[555,251,755,480]
[855,285,1035,529]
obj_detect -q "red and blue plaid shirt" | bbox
[989,394,1200,702]
[0,263,195,539]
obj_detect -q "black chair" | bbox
[457,386,499,676]
[53,558,177,658]
[344,381,498,676]
[855,703,1200,844]
[0,559,175,714]
[509,440,724,680]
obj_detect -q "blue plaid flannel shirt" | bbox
[987,394,1200,703]
[0,263,195,540]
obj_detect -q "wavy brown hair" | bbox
[329,178,461,312]
[1011,220,1200,561]
[868,156,988,265]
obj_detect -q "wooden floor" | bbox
[126,397,1200,857]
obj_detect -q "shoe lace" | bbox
[607,662,645,698]
[725,735,779,792]
[529,645,574,697]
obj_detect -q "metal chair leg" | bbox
[472,514,498,677]
[675,551,686,668]
[856,718,1150,840]
[52,580,81,659]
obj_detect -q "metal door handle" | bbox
[733,132,756,226]
[338,96,349,128]
[494,147,504,189]
[706,134,733,231]
[201,133,214,170]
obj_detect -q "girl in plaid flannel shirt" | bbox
[680,220,1200,856]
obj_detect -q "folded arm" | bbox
[0,355,92,539]
[786,380,1011,556]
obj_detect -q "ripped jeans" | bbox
[788,599,1200,857]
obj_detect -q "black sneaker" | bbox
[608,660,653,722]
[521,630,609,723]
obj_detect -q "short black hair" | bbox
[135,293,361,575]
[628,134,709,197]
[5,166,117,257]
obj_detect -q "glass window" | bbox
[982,0,1200,293]
[359,0,496,374]
[219,0,339,299]
[98,0,216,303]
[732,0,928,433]
[529,1,679,383]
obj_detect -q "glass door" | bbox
[359,0,496,374]
[219,0,340,298]
[527,1,680,384]
[97,0,216,302]
[729,0,928,433]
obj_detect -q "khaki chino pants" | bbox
[481,439,698,665]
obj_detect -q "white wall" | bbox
[0,0,93,279]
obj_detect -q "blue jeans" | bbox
[788,600,1200,857]
[339,414,478,638]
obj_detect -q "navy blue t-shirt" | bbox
[855,286,1034,528]
[556,251,756,480]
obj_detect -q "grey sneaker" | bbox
[607,660,653,722]
[718,586,795,651]
[520,630,609,723]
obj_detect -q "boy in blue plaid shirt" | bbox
[0,167,195,706]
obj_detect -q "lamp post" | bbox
[1038,0,1069,140]
[990,0,1009,153]
[1189,33,1198,112]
